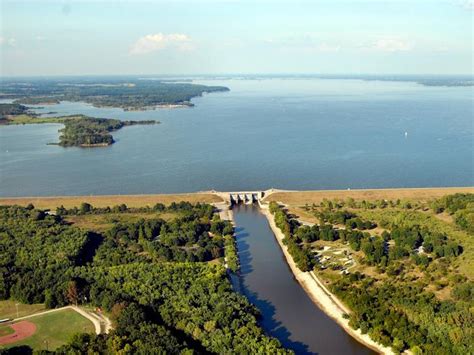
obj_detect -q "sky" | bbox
[0,0,473,76]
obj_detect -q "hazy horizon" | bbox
[1,73,473,79]
[1,0,473,77]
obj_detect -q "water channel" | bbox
[230,204,375,355]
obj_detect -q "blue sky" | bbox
[1,0,472,76]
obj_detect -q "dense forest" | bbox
[0,203,288,354]
[55,116,157,147]
[0,78,229,110]
[270,193,474,354]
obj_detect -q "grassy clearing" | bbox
[3,309,95,351]
[287,206,320,224]
[0,193,223,210]
[3,114,68,125]
[0,301,45,320]
[266,187,474,206]
[66,211,182,232]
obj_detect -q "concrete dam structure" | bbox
[229,191,265,205]
[212,188,287,207]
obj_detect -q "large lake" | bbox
[0,78,472,196]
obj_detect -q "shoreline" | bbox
[1,185,472,213]
[259,206,394,355]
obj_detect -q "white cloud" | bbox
[371,38,413,52]
[129,33,193,55]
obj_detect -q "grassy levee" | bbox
[264,187,474,205]
[0,193,223,210]
[2,309,95,351]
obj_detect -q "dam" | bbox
[229,191,265,205]
[213,189,272,205]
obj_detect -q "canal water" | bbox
[230,204,374,355]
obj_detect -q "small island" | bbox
[0,104,158,147]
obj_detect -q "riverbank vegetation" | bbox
[269,192,474,354]
[0,202,287,353]
[0,108,157,147]
[0,78,229,110]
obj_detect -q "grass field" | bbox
[2,114,65,125]
[265,187,474,205]
[0,301,45,320]
[266,187,474,281]
[2,309,95,351]
[66,211,183,232]
[0,193,223,210]
[0,326,14,337]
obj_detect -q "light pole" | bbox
[15,303,19,319]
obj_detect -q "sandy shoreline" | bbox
[259,206,394,355]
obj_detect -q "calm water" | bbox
[230,204,374,355]
[0,78,473,196]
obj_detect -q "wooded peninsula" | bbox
[0,104,157,147]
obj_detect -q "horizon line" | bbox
[1,72,473,79]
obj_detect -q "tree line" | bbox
[0,203,288,354]
[268,199,471,353]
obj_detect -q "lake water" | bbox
[230,204,374,355]
[0,78,472,196]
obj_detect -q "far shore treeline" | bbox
[0,78,230,110]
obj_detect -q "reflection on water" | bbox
[230,204,375,355]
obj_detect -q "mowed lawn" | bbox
[0,325,14,337]
[0,300,45,320]
[2,309,95,351]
